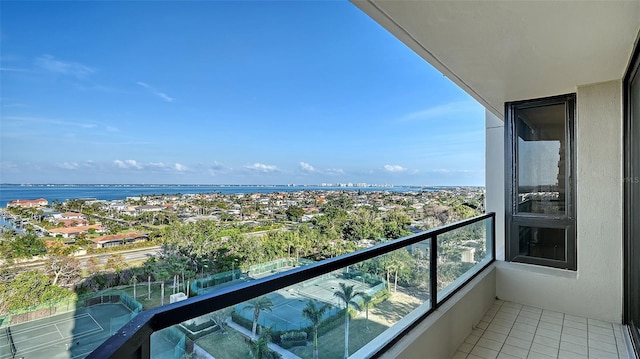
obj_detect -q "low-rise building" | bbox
[90,232,149,248]
[7,198,48,208]
[48,224,104,239]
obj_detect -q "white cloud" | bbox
[206,162,229,176]
[384,164,407,173]
[114,159,143,169]
[113,160,190,172]
[57,162,79,170]
[244,162,278,172]
[299,162,316,172]
[325,168,344,176]
[35,55,94,78]
[0,161,19,171]
[137,81,174,103]
[4,116,97,129]
[148,162,168,168]
[56,160,97,170]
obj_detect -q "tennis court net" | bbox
[5,326,16,359]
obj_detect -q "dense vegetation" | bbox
[0,189,484,316]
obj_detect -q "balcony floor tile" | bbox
[453,300,632,359]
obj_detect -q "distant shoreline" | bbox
[0,183,483,208]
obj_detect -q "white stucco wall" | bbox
[493,80,624,323]
[485,110,506,261]
[376,267,496,359]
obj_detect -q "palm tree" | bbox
[249,327,276,359]
[244,296,274,337]
[361,294,372,331]
[302,300,331,359]
[333,283,364,359]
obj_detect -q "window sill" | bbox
[495,260,578,279]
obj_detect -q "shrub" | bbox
[370,289,391,306]
[180,323,219,341]
[182,320,215,333]
[280,331,307,348]
[231,310,253,332]
[316,308,346,337]
[280,331,307,341]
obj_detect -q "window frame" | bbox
[505,93,577,270]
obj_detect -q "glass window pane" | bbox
[517,226,566,261]
[436,218,492,301]
[516,103,566,215]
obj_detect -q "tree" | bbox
[209,307,233,334]
[44,255,81,286]
[302,300,331,359]
[105,253,126,272]
[86,256,101,273]
[285,205,305,221]
[249,327,280,359]
[333,283,364,359]
[244,296,274,337]
[361,294,372,331]
[1,270,73,311]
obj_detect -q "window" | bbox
[506,94,576,270]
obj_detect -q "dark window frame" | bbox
[623,27,640,351]
[505,93,577,270]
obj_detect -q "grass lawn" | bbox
[290,291,422,359]
[196,328,252,359]
[106,281,187,310]
[289,316,386,359]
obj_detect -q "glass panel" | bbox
[629,57,640,341]
[518,226,565,261]
[152,246,432,358]
[437,218,492,301]
[516,103,566,215]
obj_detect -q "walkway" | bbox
[226,318,302,359]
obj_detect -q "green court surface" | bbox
[235,272,383,332]
[0,303,129,359]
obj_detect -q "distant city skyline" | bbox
[0,1,485,186]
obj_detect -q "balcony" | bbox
[88,213,496,358]
[454,300,631,359]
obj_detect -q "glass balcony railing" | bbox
[88,212,495,359]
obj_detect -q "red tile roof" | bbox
[49,224,103,234]
[90,232,148,244]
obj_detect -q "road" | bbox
[5,246,161,271]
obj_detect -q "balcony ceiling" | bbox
[352,0,640,117]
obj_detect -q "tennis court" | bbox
[0,303,130,359]
[235,271,385,332]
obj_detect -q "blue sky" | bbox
[0,1,485,186]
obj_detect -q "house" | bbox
[7,198,48,208]
[90,2,640,358]
[90,232,149,248]
[59,212,86,220]
[48,224,104,239]
[133,205,164,214]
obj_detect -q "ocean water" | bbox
[0,184,425,208]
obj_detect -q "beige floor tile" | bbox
[499,344,529,359]
[470,345,499,359]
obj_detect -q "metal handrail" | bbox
[88,212,495,358]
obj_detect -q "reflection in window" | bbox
[506,93,576,270]
[518,226,566,261]
[516,103,566,215]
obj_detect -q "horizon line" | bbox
[0,183,485,188]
